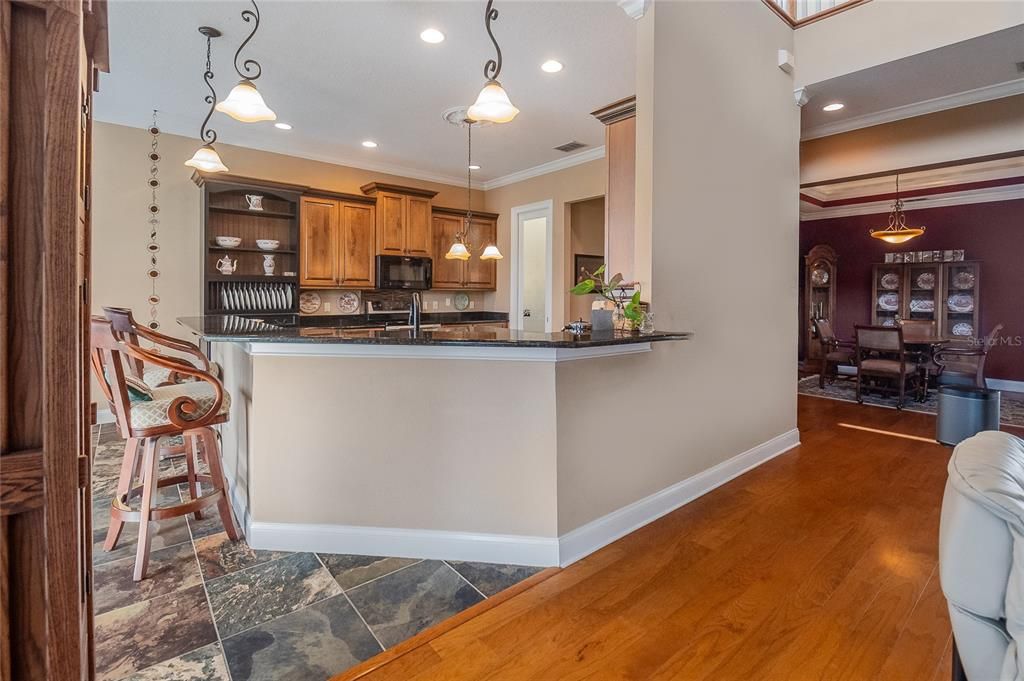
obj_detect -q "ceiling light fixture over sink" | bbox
[467,0,519,124]
[869,175,926,244]
[216,0,276,123]
[185,27,229,173]
[445,118,502,261]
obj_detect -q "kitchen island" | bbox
[178,315,691,567]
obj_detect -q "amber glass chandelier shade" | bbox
[869,227,926,244]
[467,80,519,123]
[480,244,503,260]
[216,79,276,122]
[184,144,229,173]
[445,241,471,260]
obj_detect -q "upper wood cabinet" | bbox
[361,183,437,257]
[430,208,499,290]
[300,196,376,288]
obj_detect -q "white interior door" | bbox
[510,201,554,333]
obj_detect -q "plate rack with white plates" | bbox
[208,279,298,314]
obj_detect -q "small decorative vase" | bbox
[245,194,264,211]
[262,254,276,276]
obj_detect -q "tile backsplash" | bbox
[299,289,489,315]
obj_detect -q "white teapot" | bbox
[216,256,237,275]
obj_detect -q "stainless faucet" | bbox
[409,292,422,333]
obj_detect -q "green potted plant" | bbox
[569,264,646,332]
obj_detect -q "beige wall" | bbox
[801,95,1024,183]
[794,0,1024,86]
[555,0,799,534]
[482,159,607,329]
[568,197,605,323]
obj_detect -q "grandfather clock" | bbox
[804,245,838,366]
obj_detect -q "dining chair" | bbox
[898,319,937,342]
[813,318,855,388]
[934,323,1004,389]
[91,317,239,580]
[854,325,922,409]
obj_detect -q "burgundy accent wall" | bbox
[799,198,1024,382]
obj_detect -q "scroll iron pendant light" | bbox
[185,27,229,173]
[216,0,276,123]
[869,174,926,244]
[445,119,502,261]
[467,0,519,124]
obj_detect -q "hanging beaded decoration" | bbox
[146,111,162,330]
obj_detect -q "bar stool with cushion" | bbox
[854,324,922,409]
[103,306,220,388]
[91,317,239,580]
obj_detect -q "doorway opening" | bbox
[510,200,554,332]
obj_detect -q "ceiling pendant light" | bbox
[467,0,519,124]
[869,174,926,244]
[185,27,229,174]
[216,0,276,123]
[446,120,502,261]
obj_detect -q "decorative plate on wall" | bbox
[953,271,976,290]
[299,291,321,314]
[878,293,900,311]
[947,293,974,313]
[880,273,901,290]
[810,268,829,286]
[951,322,974,337]
[915,272,936,290]
[454,293,470,311]
[337,291,361,314]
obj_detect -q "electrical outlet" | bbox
[324,302,331,313]
[432,300,438,310]
[445,297,452,307]
[469,301,475,309]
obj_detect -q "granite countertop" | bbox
[177,315,692,348]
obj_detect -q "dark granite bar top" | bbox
[177,315,692,348]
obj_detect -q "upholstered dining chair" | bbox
[91,317,238,580]
[935,323,1005,389]
[854,325,922,409]
[898,319,938,342]
[103,306,219,388]
[813,318,855,388]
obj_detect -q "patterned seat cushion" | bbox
[130,381,230,429]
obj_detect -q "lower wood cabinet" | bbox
[430,211,498,290]
[300,196,376,288]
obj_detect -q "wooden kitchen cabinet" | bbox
[300,195,376,288]
[430,208,499,290]
[361,182,438,257]
[431,215,466,288]
[463,217,498,289]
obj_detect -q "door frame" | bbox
[509,200,554,332]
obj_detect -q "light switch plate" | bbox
[323,302,331,313]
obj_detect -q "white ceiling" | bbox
[801,24,1024,139]
[94,1,637,185]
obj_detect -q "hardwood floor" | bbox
[335,396,1009,681]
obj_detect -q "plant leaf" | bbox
[630,290,641,305]
[569,279,596,296]
[593,264,606,277]
[624,301,643,321]
[606,274,623,293]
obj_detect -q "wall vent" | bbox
[553,141,587,153]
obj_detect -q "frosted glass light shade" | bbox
[870,228,925,244]
[445,241,471,260]
[467,80,519,123]
[184,144,229,173]
[480,245,503,260]
[215,79,276,123]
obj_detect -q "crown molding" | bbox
[800,184,1024,220]
[482,146,606,191]
[801,78,1024,141]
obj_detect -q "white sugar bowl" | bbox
[256,239,280,251]
[215,235,242,248]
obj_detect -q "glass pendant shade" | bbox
[467,80,519,123]
[216,79,276,122]
[445,241,471,260]
[870,228,926,244]
[184,144,229,173]
[480,244,503,260]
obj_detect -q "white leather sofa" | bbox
[940,430,1024,681]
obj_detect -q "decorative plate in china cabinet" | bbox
[810,268,829,286]
[880,273,901,290]
[947,293,974,313]
[878,293,899,311]
[951,322,974,337]
[454,293,470,311]
[337,291,361,314]
[909,299,935,313]
[882,318,897,327]
[915,272,936,290]
[299,291,321,314]
[953,272,976,290]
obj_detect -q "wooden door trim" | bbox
[0,450,44,516]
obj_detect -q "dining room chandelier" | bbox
[216,0,276,122]
[445,119,502,261]
[185,27,229,173]
[869,175,926,244]
[466,0,519,124]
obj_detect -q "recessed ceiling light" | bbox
[274,122,292,130]
[541,60,563,73]
[468,164,481,170]
[822,102,845,112]
[420,28,445,44]
[361,140,378,148]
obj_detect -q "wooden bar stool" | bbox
[90,317,239,580]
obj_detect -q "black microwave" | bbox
[376,255,433,290]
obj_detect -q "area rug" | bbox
[797,375,1024,428]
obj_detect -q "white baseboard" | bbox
[987,378,1024,394]
[556,428,802,567]
[248,522,560,567]
[96,408,116,425]
[246,429,800,569]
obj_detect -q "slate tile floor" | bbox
[91,425,542,681]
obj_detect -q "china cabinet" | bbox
[804,245,838,363]
[870,261,981,339]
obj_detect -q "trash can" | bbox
[936,386,1001,446]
